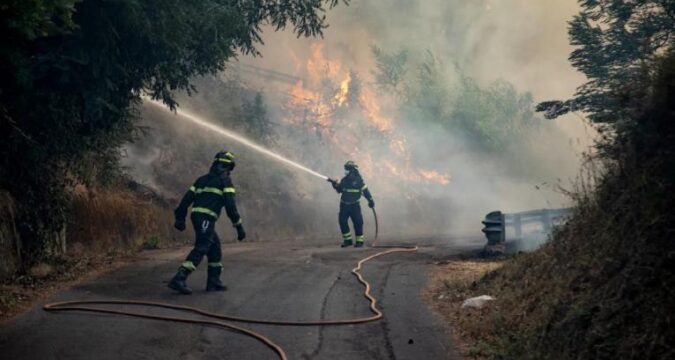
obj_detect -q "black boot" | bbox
[206,266,227,292]
[341,240,353,248]
[168,267,193,295]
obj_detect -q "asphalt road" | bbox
[0,238,478,359]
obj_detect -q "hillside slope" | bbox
[431,54,675,360]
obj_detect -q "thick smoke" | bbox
[123,0,592,243]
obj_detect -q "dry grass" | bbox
[67,184,185,255]
[432,50,675,360]
[1,183,189,321]
[425,259,505,358]
[427,157,675,360]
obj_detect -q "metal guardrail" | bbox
[481,208,572,255]
[504,208,572,238]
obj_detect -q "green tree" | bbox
[0,0,347,265]
[372,47,538,151]
[371,45,408,96]
[241,92,276,145]
[453,77,537,151]
[537,0,674,123]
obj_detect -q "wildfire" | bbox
[359,87,393,133]
[334,74,351,107]
[306,44,342,83]
[284,44,451,187]
[288,80,333,129]
[419,170,451,185]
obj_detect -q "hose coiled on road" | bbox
[44,245,418,360]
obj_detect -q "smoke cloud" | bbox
[123,0,592,244]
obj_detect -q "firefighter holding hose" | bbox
[328,161,375,248]
[168,150,246,295]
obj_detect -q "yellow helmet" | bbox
[214,150,236,170]
[214,150,235,164]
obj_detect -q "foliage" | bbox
[0,1,78,45]
[371,45,408,94]
[240,92,276,145]
[0,0,346,266]
[409,52,451,128]
[537,0,674,123]
[435,72,675,356]
[372,47,539,151]
[429,2,674,356]
[141,234,160,250]
[453,77,537,150]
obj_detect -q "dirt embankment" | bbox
[427,168,675,360]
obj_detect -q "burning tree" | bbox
[283,44,452,189]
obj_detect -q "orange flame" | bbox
[334,74,351,107]
[306,44,342,83]
[284,44,451,186]
[359,87,393,133]
[419,169,451,185]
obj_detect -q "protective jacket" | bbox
[174,169,241,226]
[332,171,373,205]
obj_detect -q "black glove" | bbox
[235,224,246,241]
[174,219,186,231]
[368,199,375,208]
[327,178,338,186]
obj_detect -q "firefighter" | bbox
[327,161,375,248]
[168,150,246,295]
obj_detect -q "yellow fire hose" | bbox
[44,245,418,360]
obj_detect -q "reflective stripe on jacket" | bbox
[332,171,373,205]
[174,171,241,225]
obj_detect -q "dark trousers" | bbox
[183,214,222,270]
[339,202,364,238]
